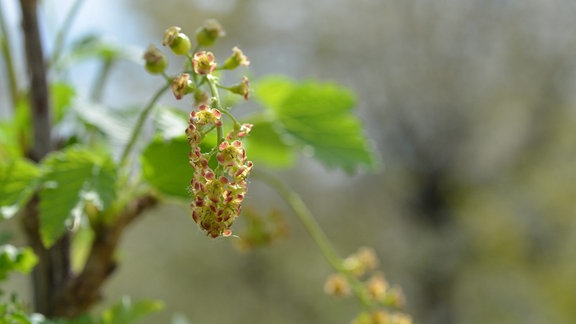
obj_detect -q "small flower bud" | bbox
[192,51,217,75]
[324,274,351,297]
[171,73,195,100]
[368,310,389,324]
[366,273,389,301]
[344,246,380,277]
[389,313,412,324]
[222,46,250,70]
[356,247,379,272]
[162,26,192,55]
[382,286,406,309]
[229,76,250,100]
[195,19,225,47]
[226,123,253,140]
[143,45,167,74]
[343,255,364,277]
[352,312,372,324]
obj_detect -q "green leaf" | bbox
[0,159,41,220]
[39,147,117,248]
[153,107,188,141]
[73,102,134,146]
[0,97,32,160]
[0,245,38,281]
[254,77,379,173]
[52,82,76,123]
[0,120,22,160]
[244,118,295,168]
[141,137,193,199]
[100,297,163,324]
[71,226,94,273]
[253,76,294,109]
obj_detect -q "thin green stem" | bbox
[90,58,114,102]
[119,82,170,167]
[221,109,241,127]
[161,71,171,82]
[252,169,373,308]
[0,2,19,109]
[50,0,85,67]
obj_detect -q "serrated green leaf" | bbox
[244,119,295,168]
[141,137,193,199]
[0,159,41,220]
[100,296,163,324]
[0,245,38,281]
[39,147,117,248]
[255,77,379,173]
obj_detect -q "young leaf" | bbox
[0,97,34,159]
[100,296,164,324]
[0,245,38,281]
[254,77,379,173]
[141,137,193,199]
[0,159,41,220]
[39,147,117,248]
[72,102,134,148]
[0,120,22,159]
[52,82,76,123]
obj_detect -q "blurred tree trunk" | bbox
[19,0,71,317]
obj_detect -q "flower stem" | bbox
[119,82,170,167]
[206,74,224,144]
[252,169,373,307]
[90,57,114,102]
[221,109,240,127]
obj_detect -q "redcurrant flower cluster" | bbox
[186,107,253,238]
[143,20,253,238]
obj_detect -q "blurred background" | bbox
[3,0,576,323]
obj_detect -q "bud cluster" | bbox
[323,247,412,324]
[143,20,254,238]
